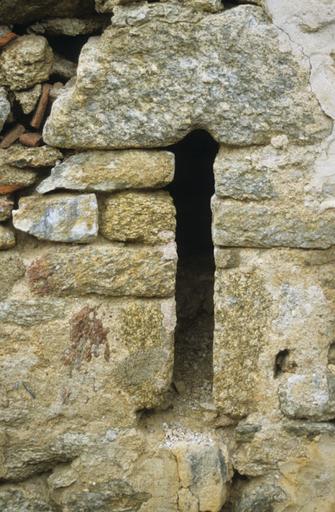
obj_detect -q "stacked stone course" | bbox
[0,0,335,511]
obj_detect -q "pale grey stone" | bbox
[212,196,335,249]
[43,3,330,149]
[0,35,53,91]
[279,373,335,421]
[0,87,10,133]
[13,194,98,243]
[37,150,174,193]
[27,242,177,297]
[14,84,42,115]
[0,299,66,326]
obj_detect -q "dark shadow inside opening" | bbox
[167,130,219,403]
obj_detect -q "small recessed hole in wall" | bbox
[328,342,335,365]
[274,349,297,378]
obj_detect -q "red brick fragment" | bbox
[30,83,51,129]
[19,132,43,147]
[0,32,17,48]
[0,124,25,149]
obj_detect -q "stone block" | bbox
[0,35,53,91]
[5,144,62,168]
[27,242,177,297]
[0,0,95,24]
[13,194,98,243]
[212,197,335,249]
[213,248,335,417]
[0,225,15,249]
[37,150,175,193]
[43,3,329,148]
[99,191,175,244]
[0,87,10,132]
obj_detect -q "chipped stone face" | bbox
[214,248,335,418]
[0,35,53,91]
[0,163,37,194]
[37,150,175,193]
[0,195,13,221]
[0,87,10,133]
[13,194,99,243]
[27,242,177,297]
[99,191,176,244]
[29,16,109,36]
[14,84,42,115]
[43,3,330,148]
[4,144,63,168]
[0,225,15,249]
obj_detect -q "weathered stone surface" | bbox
[0,164,37,194]
[43,3,329,149]
[0,35,53,91]
[14,84,42,115]
[0,252,25,299]
[51,53,77,81]
[13,194,98,243]
[213,248,335,418]
[0,195,13,221]
[37,150,174,193]
[212,197,335,249]
[0,489,56,512]
[29,16,109,36]
[279,373,335,421]
[99,191,175,244]
[0,225,15,249]
[4,144,63,168]
[0,0,95,25]
[173,441,228,511]
[96,0,224,13]
[0,87,10,133]
[27,242,177,297]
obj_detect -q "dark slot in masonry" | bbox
[167,130,219,399]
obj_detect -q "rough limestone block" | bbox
[0,195,13,221]
[213,248,335,418]
[212,197,335,249]
[0,225,15,249]
[37,150,175,193]
[279,373,335,421]
[0,87,10,133]
[99,191,175,244]
[27,242,177,297]
[173,441,228,511]
[0,35,53,91]
[0,164,37,194]
[4,144,63,168]
[0,296,175,480]
[43,3,330,148]
[13,194,99,243]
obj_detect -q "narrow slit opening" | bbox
[167,130,219,407]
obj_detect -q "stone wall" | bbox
[0,1,335,511]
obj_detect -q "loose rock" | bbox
[4,144,63,168]
[14,84,42,115]
[0,195,13,221]
[0,35,53,91]
[29,16,109,36]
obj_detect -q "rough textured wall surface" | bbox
[0,1,335,511]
